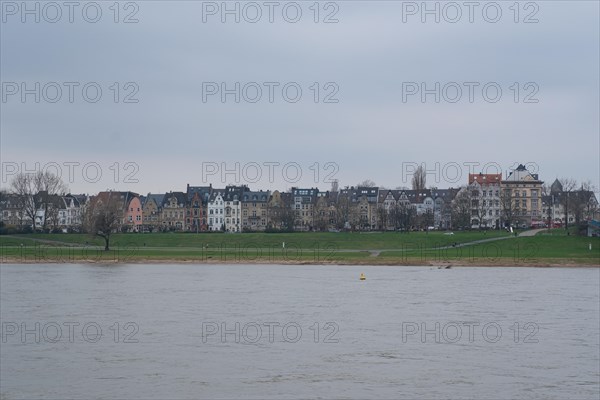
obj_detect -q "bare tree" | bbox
[313,197,330,231]
[10,173,38,231]
[559,178,577,230]
[451,187,472,229]
[335,193,351,230]
[376,205,389,230]
[581,181,599,220]
[470,185,491,229]
[44,195,63,232]
[396,202,416,231]
[9,171,68,232]
[357,179,376,188]
[35,172,69,230]
[412,165,426,190]
[500,187,516,229]
[541,183,551,196]
[84,193,122,251]
[569,181,598,229]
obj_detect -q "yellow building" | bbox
[501,164,543,228]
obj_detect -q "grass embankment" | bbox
[1,231,598,266]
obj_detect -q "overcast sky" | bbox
[1,0,598,195]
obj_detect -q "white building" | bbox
[223,185,247,233]
[207,190,225,231]
[58,195,84,231]
[468,173,502,228]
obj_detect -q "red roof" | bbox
[469,173,501,185]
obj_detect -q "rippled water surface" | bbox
[1,264,599,399]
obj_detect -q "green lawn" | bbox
[1,231,598,265]
[2,231,510,250]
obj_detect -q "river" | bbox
[1,264,598,399]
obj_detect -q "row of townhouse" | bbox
[3,164,596,233]
[143,186,280,233]
[464,165,598,229]
[0,192,88,232]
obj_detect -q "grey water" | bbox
[1,264,598,399]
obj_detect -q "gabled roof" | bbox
[208,189,226,202]
[161,192,187,207]
[144,193,165,208]
[339,186,379,203]
[377,189,447,205]
[550,179,563,193]
[430,188,459,201]
[62,194,82,208]
[71,194,89,205]
[0,193,25,209]
[187,185,212,203]
[503,164,541,182]
[223,185,249,201]
[95,191,140,210]
[242,191,270,202]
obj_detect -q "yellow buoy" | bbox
[360,273,366,281]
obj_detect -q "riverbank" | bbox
[1,256,598,268]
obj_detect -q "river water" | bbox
[1,264,598,399]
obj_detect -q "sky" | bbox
[1,0,599,196]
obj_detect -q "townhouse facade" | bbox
[161,192,187,231]
[142,194,164,232]
[94,191,143,232]
[57,194,85,231]
[291,187,318,231]
[468,173,502,229]
[223,185,248,232]
[207,190,225,231]
[266,190,293,231]
[186,185,212,232]
[0,193,29,228]
[339,187,379,230]
[241,190,270,231]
